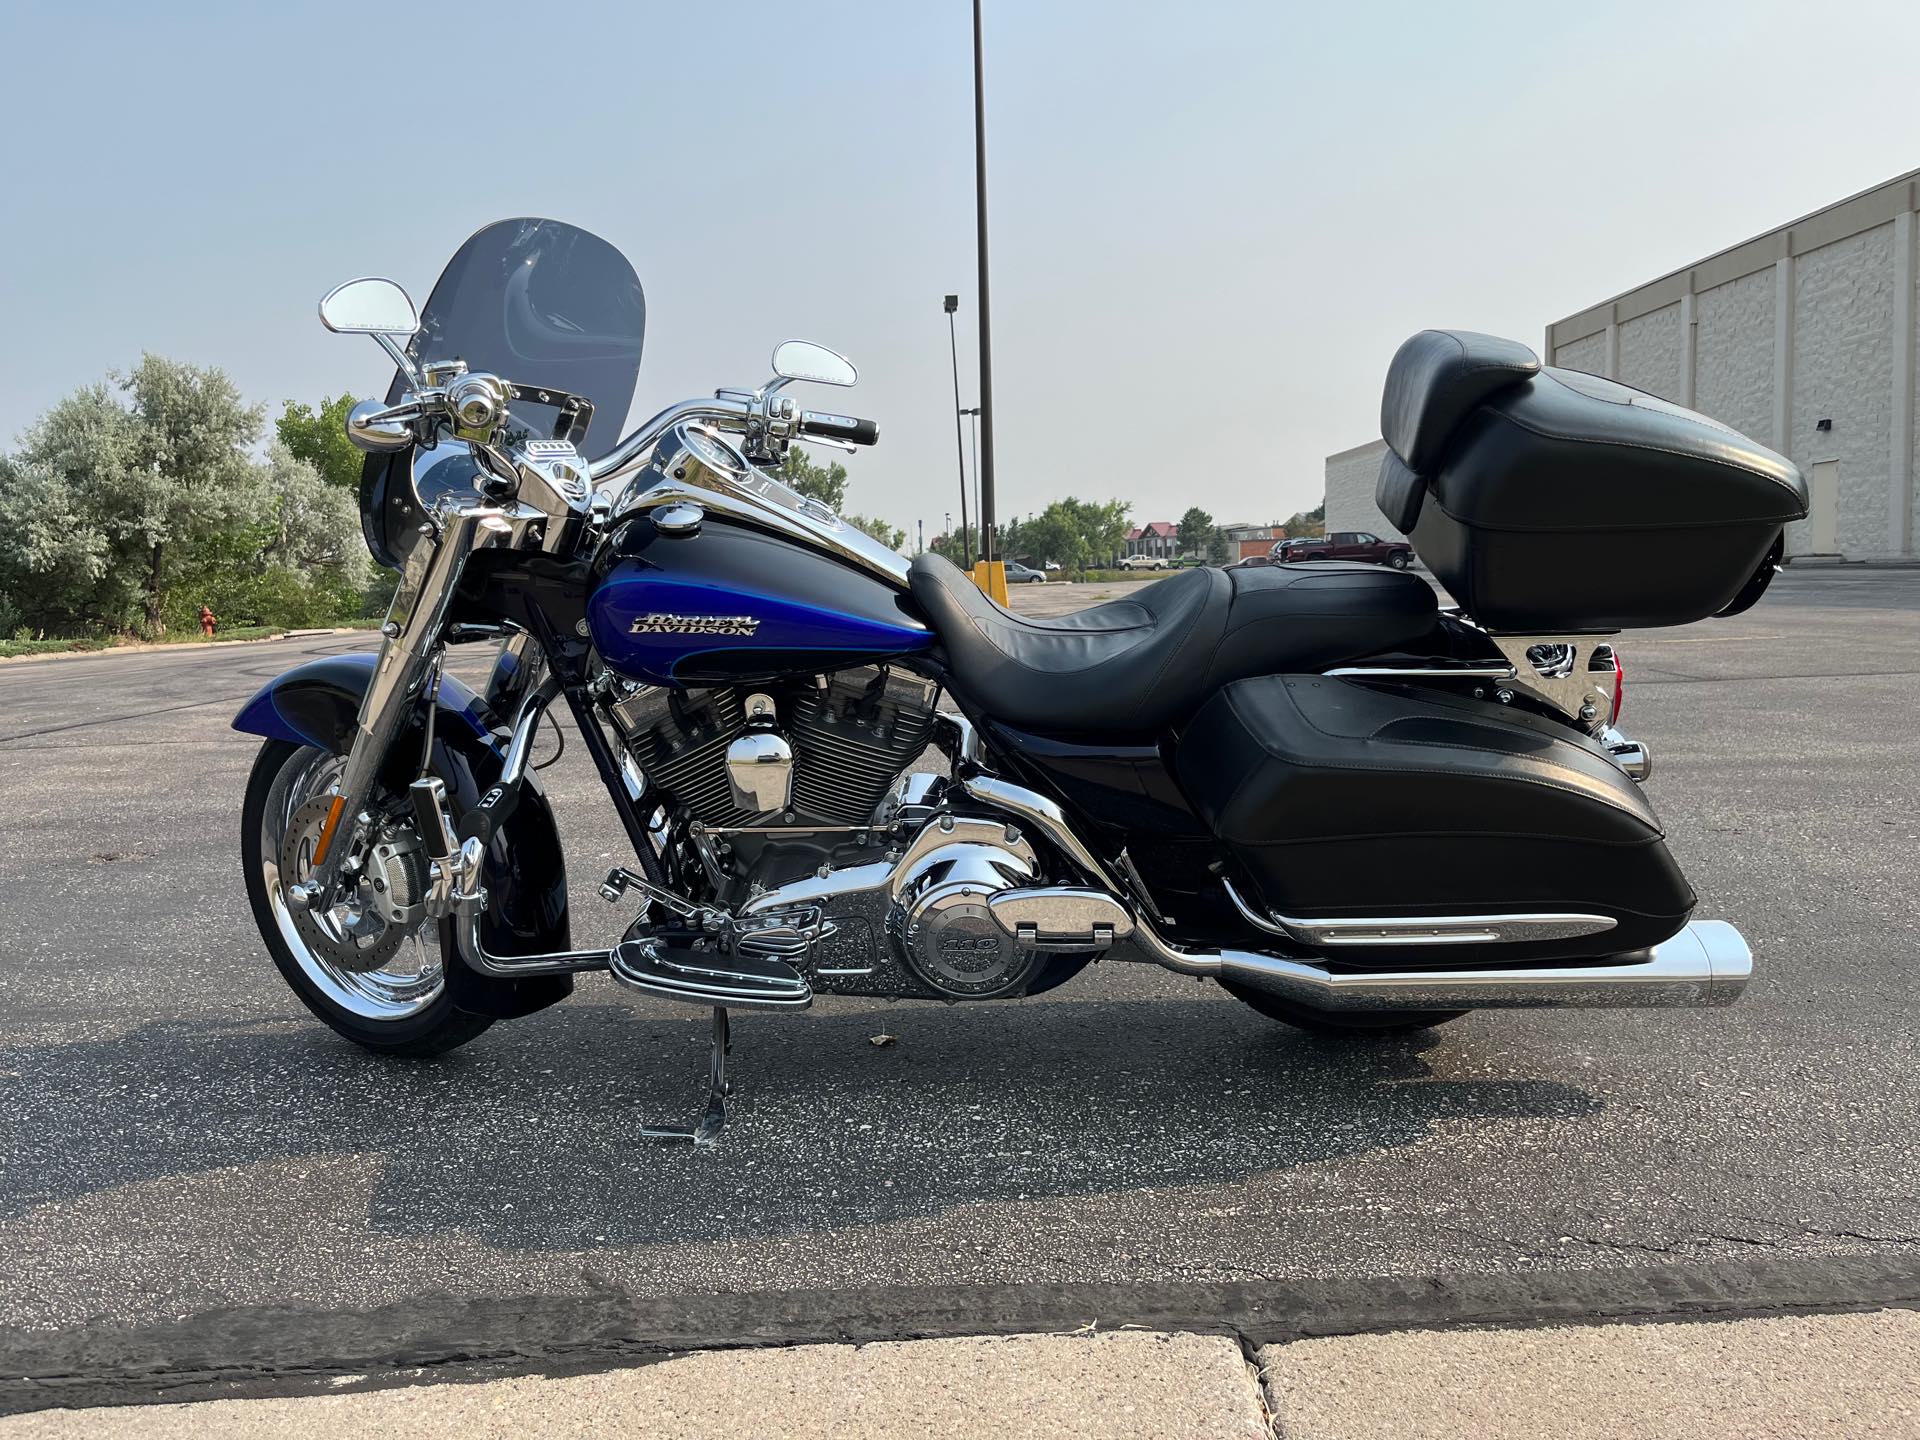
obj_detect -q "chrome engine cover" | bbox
[886,820,1044,999]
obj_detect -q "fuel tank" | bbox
[588,513,932,686]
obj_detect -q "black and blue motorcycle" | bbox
[234,219,1809,1143]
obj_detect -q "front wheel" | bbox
[241,739,492,1057]
[1388,550,1411,569]
[1220,978,1464,1035]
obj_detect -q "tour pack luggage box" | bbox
[1374,331,1809,632]
[1175,675,1696,964]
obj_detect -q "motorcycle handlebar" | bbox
[798,409,879,446]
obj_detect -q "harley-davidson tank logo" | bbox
[628,612,761,637]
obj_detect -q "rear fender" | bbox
[232,652,572,1020]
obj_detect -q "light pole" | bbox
[943,295,972,568]
[972,0,996,563]
[959,405,981,558]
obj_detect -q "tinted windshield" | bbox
[360,219,646,569]
[395,217,646,459]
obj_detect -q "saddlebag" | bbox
[1376,330,1809,631]
[1175,675,1696,962]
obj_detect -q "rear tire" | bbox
[1221,978,1464,1034]
[242,739,492,1058]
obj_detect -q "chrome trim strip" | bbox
[1323,664,1517,680]
[1222,878,1617,947]
[618,475,913,589]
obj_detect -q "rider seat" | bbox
[908,553,1437,735]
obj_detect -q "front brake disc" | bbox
[279,794,414,974]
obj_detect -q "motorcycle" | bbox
[235,219,1810,1144]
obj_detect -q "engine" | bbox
[606,664,1131,1001]
[608,661,939,834]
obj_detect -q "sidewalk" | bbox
[5,1310,1916,1438]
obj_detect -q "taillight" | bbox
[1610,650,1625,726]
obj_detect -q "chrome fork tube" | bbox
[304,506,499,903]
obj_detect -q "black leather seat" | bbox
[908,553,1438,734]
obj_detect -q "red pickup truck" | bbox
[1272,530,1414,569]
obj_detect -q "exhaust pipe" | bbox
[1134,919,1752,1011]
[958,774,1751,1012]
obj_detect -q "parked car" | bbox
[1226,552,1278,570]
[1118,553,1169,571]
[1003,560,1047,584]
[1272,531,1414,568]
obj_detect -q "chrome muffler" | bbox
[1133,919,1752,1011]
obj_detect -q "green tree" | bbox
[1016,497,1132,573]
[1178,506,1214,556]
[276,394,363,489]
[843,513,906,552]
[1207,529,1230,564]
[7,357,265,634]
[1282,501,1326,538]
[0,360,373,639]
[0,451,113,636]
[928,530,971,566]
[776,445,848,510]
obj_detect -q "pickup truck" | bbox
[1273,530,1414,569]
[1117,553,1171,571]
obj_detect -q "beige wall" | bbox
[1549,170,1920,560]
[1323,439,1398,542]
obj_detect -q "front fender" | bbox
[233,651,572,1021]
[231,652,491,751]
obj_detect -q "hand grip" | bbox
[798,410,879,446]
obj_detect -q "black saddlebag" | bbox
[1376,330,1808,631]
[1175,675,1696,961]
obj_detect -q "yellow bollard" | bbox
[970,561,1011,606]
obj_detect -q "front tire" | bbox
[242,739,491,1057]
[1388,550,1411,569]
[1221,978,1463,1035]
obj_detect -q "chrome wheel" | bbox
[259,749,444,1021]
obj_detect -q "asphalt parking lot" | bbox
[1,566,1917,1407]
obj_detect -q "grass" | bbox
[0,619,381,660]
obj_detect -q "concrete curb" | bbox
[6,1253,1918,1415]
[0,629,367,667]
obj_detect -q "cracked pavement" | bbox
[0,568,1917,1404]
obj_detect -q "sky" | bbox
[3,0,1920,541]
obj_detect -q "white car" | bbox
[1118,553,1169,571]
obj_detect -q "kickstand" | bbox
[640,1006,732,1148]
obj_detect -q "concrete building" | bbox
[1220,522,1283,561]
[1327,168,1920,561]
[1324,440,1398,545]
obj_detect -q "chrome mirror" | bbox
[770,340,856,387]
[318,277,419,336]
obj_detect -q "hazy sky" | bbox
[4,0,1919,539]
